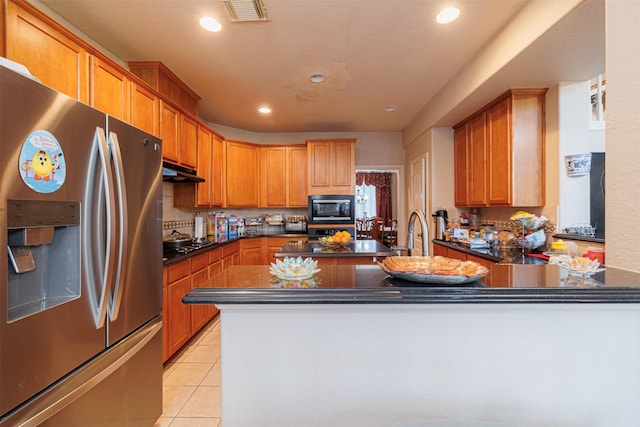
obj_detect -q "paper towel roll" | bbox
[194,216,205,240]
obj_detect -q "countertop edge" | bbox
[184,287,640,305]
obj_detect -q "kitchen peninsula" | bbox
[184,264,640,426]
[275,239,396,265]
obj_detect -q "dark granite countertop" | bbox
[276,239,396,258]
[553,233,605,244]
[184,264,640,305]
[432,239,547,264]
[162,234,306,266]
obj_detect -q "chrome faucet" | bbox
[407,209,430,256]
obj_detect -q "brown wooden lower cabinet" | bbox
[432,244,497,285]
[190,253,210,334]
[166,259,191,360]
[432,244,448,257]
[314,256,383,266]
[446,247,467,261]
[241,238,265,265]
[266,237,293,264]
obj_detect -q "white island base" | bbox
[218,304,640,427]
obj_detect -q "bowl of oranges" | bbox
[319,231,353,249]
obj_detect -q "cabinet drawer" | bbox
[209,247,222,264]
[266,237,292,247]
[191,252,209,272]
[167,259,190,283]
[191,268,209,287]
[222,241,240,257]
[241,238,263,249]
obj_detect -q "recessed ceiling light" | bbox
[436,7,460,24]
[200,16,222,32]
[258,106,271,114]
[384,105,397,112]
[309,73,326,83]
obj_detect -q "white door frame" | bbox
[356,164,406,246]
[409,154,430,254]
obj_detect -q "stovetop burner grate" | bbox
[164,241,215,256]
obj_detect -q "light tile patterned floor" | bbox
[155,317,222,427]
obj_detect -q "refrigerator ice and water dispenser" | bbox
[6,199,81,323]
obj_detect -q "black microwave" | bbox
[308,195,355,224]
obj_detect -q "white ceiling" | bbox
[36,0,605,133]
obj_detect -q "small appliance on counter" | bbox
[432,209,448,240]
[265,214,285,234]
[244,217,263,235]
[285,215,307,233]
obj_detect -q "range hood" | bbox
[162,161,205,183]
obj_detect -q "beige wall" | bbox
[402,0,583,146]
[606,0,640,270]
[210,123,403,164]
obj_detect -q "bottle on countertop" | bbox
[459,212,469,226]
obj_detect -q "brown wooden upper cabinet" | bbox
[131,81,159,137]
[453,88,547,207]
[160,100,180,163]
[5,0,90,103]
[260,145,308,207]
[174,124,226,209]
[225,140,260,207]
[306,138,356,195]
[180,114,198,169]
[195,125,213,207]
[91,56,131,122]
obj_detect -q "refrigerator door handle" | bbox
[107,131,128,321]
[83,127,117,329]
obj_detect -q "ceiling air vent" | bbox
[221,0,270,22]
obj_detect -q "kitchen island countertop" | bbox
[275,239,396,258]
[184,263,640,305]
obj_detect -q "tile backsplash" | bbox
[162,182,306,236]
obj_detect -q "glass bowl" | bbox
[269,256,320,280]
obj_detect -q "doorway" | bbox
[355,167,404,245]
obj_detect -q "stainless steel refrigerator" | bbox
[0,64,163,425]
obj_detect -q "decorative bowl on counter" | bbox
[269,256,320,280]
[377,256,489,285]
[319,235,353,248]
[556,256,604,277]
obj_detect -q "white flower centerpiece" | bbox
[269,256,320,281]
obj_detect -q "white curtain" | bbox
[355,185,376,219]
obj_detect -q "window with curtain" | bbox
[355,172,393,224]
[355,184,376,219]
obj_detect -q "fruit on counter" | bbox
[332,230,352,245]
[319,231,352,247]
[510,211,535,220]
